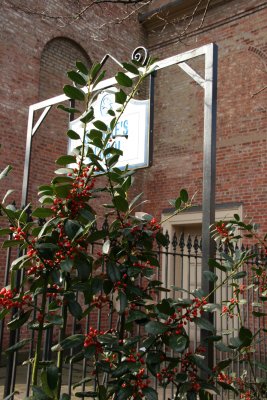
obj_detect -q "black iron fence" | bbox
[0,215,266,399]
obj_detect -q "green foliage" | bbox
[0,55,266,400]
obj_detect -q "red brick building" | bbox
[0,0,266,394]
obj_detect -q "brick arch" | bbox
[39,36,91,101]
[27,38,91,205]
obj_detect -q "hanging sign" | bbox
[69,88,150,169]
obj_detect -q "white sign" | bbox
[69,88,150,169]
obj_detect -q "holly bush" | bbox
[0,57,266,400]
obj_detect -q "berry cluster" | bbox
[10,226,27,240]
[51,166,95,218]
[178,298,207,325]
[180,351,201,392]
[217,372,233,385]
[84,327,103,355]
[215,222,229,238]
[92,294,109,309]
[240,391,252,400]
[222,297,239,319]
[0,288,32,310]
[121,367,151,398]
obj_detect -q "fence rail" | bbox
[0,215,266,399]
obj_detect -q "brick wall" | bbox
[134,0,267,237]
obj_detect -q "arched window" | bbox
[28,38,91,203]
[39,37,91,100]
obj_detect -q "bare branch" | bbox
[199,0,212,29]
[252,85,267,97]
[3,0,214,44]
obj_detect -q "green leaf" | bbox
[155,232,168,247]
[81,108,94,124]
[239,326,253,347]
[76,60,89,75]
[92,70,106,88]
[36,243,58,250]
[175,197,181,209]
[188,354,211,373]
[7,310,32,331]
[57,105,81,114]
[52,334,84,352]
[229,336,242,348]
[168,335,188,352]
[54,183,72,198]
[157,299,172,315]
[0,165,12,180]
[115,72,133,87]
[46,365,58,391]
[112,362,130,378]
[11,254,30,271]
[56,155,77,165]
[252,311,267,317]
[60,394,71,400]
[5,338,31,354]
[75,253,92,281]
[64,220,83,240]
[232,271,246,280]
[203,271,218,282]
[117,387,134,400]
[64,219,83,240]
[122,62,139,75]
[51,176,73,184]
[67,130,80,140]
[107,262,120,282]
[113,195,128,212]
[115,89,127,104]
[32,386,51,400]
[142,387,158,400]
[2,239,23,248]
[91,62,101,79]
[67,70,87,86]
[99,385,107,400]
[75,392,98,398]
[108,109,115,116]
[194,317,215,333]
[93,120,108,131]
[0,308,9,320]
[60,258,73,273]
[215,342,232,352]
[40,369,53,398]
[68,300,83,320]
[0,228,12,236]
[233,214,240,221]
[32,208,54,218]
[145,321,169,335]
[87,230,107,243]
[216,358,232,370]
[63,85,85,101]
[208,258,226,272]
[119,291,128,314]
[127,310,147,323]
[180,189,188,202]
[217,381,238,395]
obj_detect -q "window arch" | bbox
[39,37,91,100]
